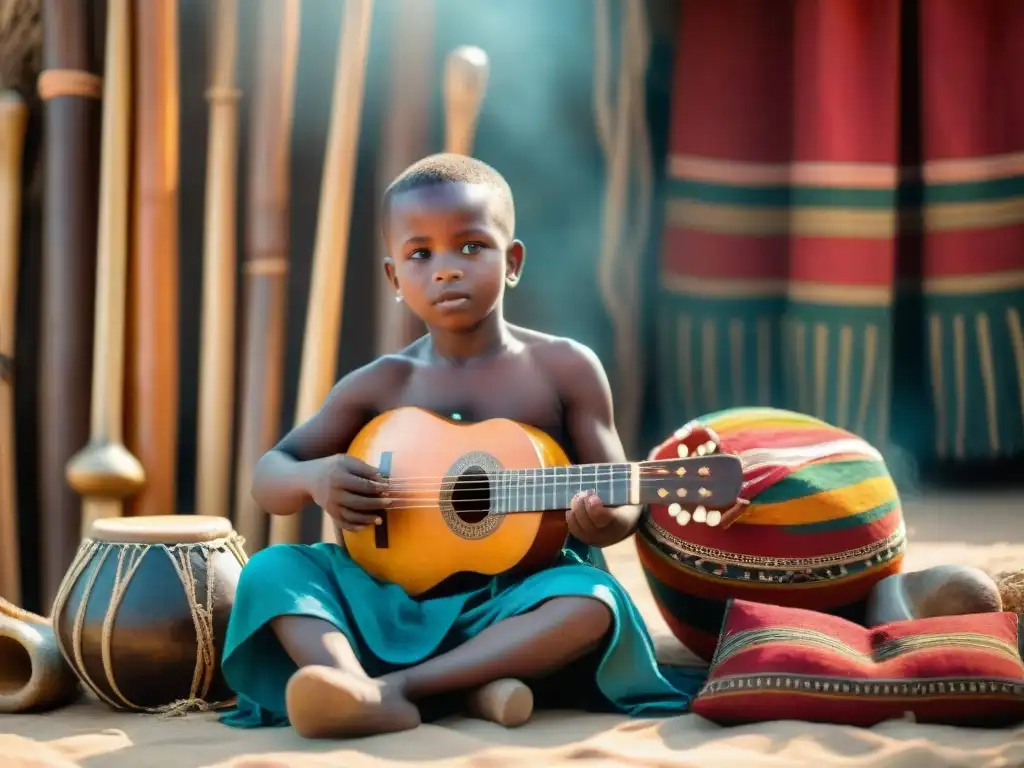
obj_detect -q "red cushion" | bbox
[692,599,1024,727]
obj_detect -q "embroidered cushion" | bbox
[636,407,906,661]
[691,599,1024,727]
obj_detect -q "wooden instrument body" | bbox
[342,408,570,596]
[38,0,103,605]
[51,516,246,712]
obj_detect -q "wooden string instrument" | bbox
[267,0,376,546]
[341,407,744,596]
[125,0,180,517]
[373,0,435,358]
[233,0,300,552]
[194,0,241,519]
[0,90,29,604]
[65,0,145,537]
[36,0,104,606]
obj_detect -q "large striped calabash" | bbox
[636,407,906,661]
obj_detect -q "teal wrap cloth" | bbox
[219,541,701,727]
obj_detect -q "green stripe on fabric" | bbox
[665,179,895,209]
[784,498,900,535]
[924,176,1024,205]
[754,459,891,505]
[666,176,1024,209]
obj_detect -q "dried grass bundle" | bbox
[996,570,1024,618]
[0,0,42,93]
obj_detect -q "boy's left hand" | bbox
[566,490,616,545]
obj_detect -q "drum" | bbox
[50,515,248,712]
[637,407,906,662]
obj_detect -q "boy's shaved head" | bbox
[383,153,515,237]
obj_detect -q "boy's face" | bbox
[384,181,524,332]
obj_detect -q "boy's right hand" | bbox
[308,454,391,532]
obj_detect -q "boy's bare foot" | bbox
[465,678,534,727]
[285,666,421,739]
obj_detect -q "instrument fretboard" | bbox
[490,464,632,514]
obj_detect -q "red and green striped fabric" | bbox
[655,0,1024,460]
[655,0,900,448]
[637,407,905,662]
[919,0,1024,460]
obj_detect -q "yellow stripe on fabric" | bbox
[705,408,833,435]
[666,198,1024,236]
[924,270,1024,296]
[664,200,896,238]
[744,475,899,526]
[667,151,1024,187]
[925,197,1024,232]
[660,274,894,306]
[667,155,899,188]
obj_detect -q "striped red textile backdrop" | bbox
[655,0,1024,463]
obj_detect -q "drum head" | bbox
[88,515,235,544]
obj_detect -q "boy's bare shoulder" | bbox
[274,353,418,459]
[510,326,609,392]
[330,352,417,408]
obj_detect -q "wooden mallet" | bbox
[443,45,490,156]
[65,0,146,533]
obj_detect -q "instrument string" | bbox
[329,499,722,515]
[367,456,722,488]
[383,469,635,491]
[378,465,697,489]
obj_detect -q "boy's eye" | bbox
[409,248,430,260]
[461,242,483,256]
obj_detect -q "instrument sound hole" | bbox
[452,466,491,524]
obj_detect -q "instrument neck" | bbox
[492,463,635,514]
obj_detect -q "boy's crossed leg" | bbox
[273,596,612,738]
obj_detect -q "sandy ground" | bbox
[1,491,1021,767]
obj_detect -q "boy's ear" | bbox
[383,257,400,292]
[505,240,525,288]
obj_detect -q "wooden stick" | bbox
[373,0,435,357]
[443,46,490,157]
[387,44,490,352]
[233,0,300,552]
[194,0,241,519]
[0,90,28,605]
[268,0,376,546]
[65,0,145,536]
[36,0,104,607]
[125,0,180,517]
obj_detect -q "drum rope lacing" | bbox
[51,534,249,716]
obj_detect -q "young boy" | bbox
[220,154,695,738]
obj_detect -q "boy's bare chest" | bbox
[379,362,567,444]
